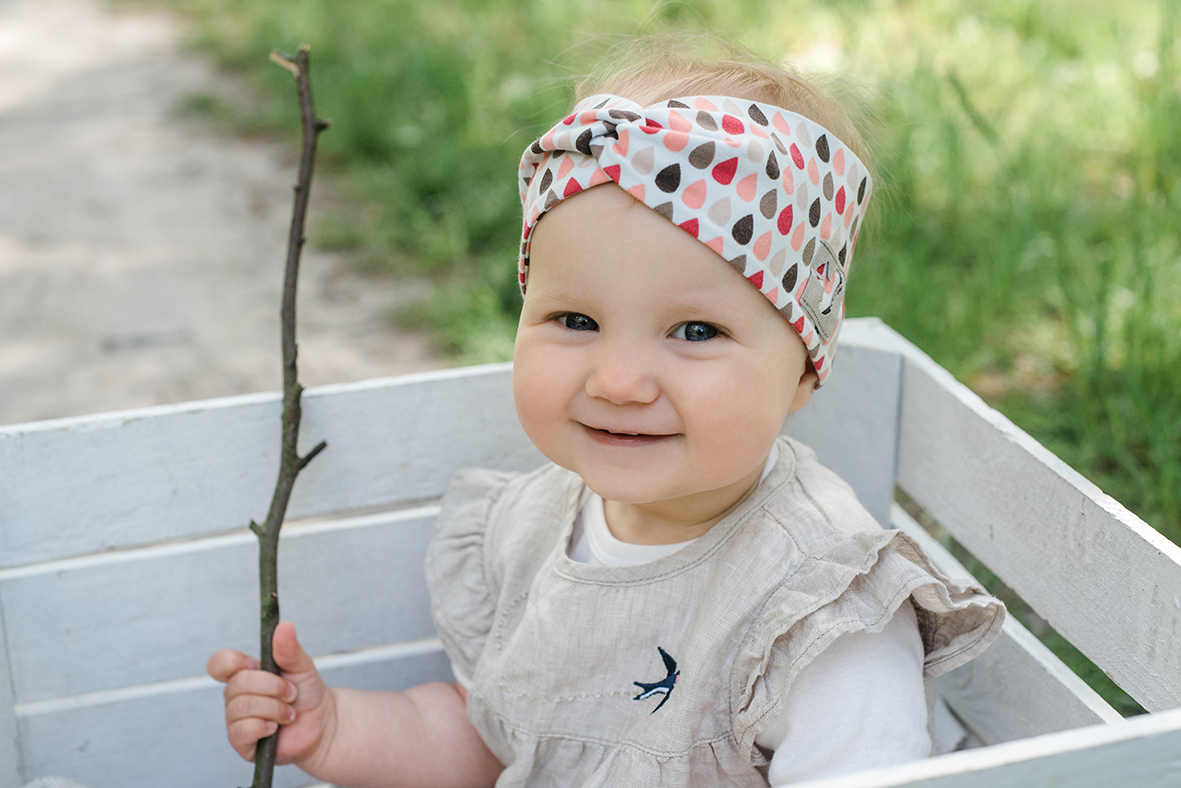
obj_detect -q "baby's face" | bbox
[513,184,817,518]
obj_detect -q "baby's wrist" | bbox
[292,686,341,778]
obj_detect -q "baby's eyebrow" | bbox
[660,292,748,322]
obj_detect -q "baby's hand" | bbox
[207,621,335,766]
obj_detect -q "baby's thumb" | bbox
[272,620,317,677]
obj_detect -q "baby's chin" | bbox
[565,468,681,507]
[576,471,747,512]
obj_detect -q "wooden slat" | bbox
[892,505,1122,743]
[0,364,543,568]
[787,323,903,527]
[0,507,441,703]
[871,320,1181,712]
[15,646,451,788]
[0,598,23,788]
[792,707,1181,788]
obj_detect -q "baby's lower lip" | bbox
[582,425,675,446]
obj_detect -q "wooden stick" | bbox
[245,44,330,788]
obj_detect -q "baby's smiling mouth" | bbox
[581,424,677,444]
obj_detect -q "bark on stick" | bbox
[244,44,330,788]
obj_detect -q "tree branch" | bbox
[245,44,330,788]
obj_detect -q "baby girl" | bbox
[209,42,1003,788]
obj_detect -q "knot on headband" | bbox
[518,94,872,385]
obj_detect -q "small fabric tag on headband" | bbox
[517,94,872,386]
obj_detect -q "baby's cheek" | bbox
[513,355,565,457]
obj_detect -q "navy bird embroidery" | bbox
[633,647,679,714]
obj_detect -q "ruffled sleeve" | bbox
[731,528,1005,754]
[424,468,518,681]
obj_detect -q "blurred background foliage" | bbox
[150,1,1179,550]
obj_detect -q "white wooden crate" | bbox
[1,318,1178,787]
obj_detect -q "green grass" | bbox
[146,0,1180,726]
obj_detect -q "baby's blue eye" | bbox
[673,322,719,342]
[559,313,599,331]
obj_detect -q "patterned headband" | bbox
[518,94,871,385]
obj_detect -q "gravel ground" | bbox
[0,0,446,428]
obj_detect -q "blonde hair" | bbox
[575,35,873,183]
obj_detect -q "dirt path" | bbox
[0,0,447,427]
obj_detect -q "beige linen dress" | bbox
[425,437,1004,787]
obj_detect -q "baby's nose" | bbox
[586,342,658,405]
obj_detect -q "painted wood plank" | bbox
[15,645,451,788]
[792,707,1181,788]
[1,507,441,703]
[892,505,1122,743]
[862,319,1181,712]
[0,364,544,568]
[786,325,903,527]
[0,597,24,788]
[0,320,899,568]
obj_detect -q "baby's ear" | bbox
[788,363,820,412]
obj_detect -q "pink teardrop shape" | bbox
[613,128,630,157]
[681,179,707,209]
[663,131,689,152]
[753,231,772,261]
[791,221,805,251]
[669,110,692,133]
[736,173,758,202]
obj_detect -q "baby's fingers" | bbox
[223,667,298,706]
[225,692,298,759]
[226,716,278,762]
[207,649,257,683]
